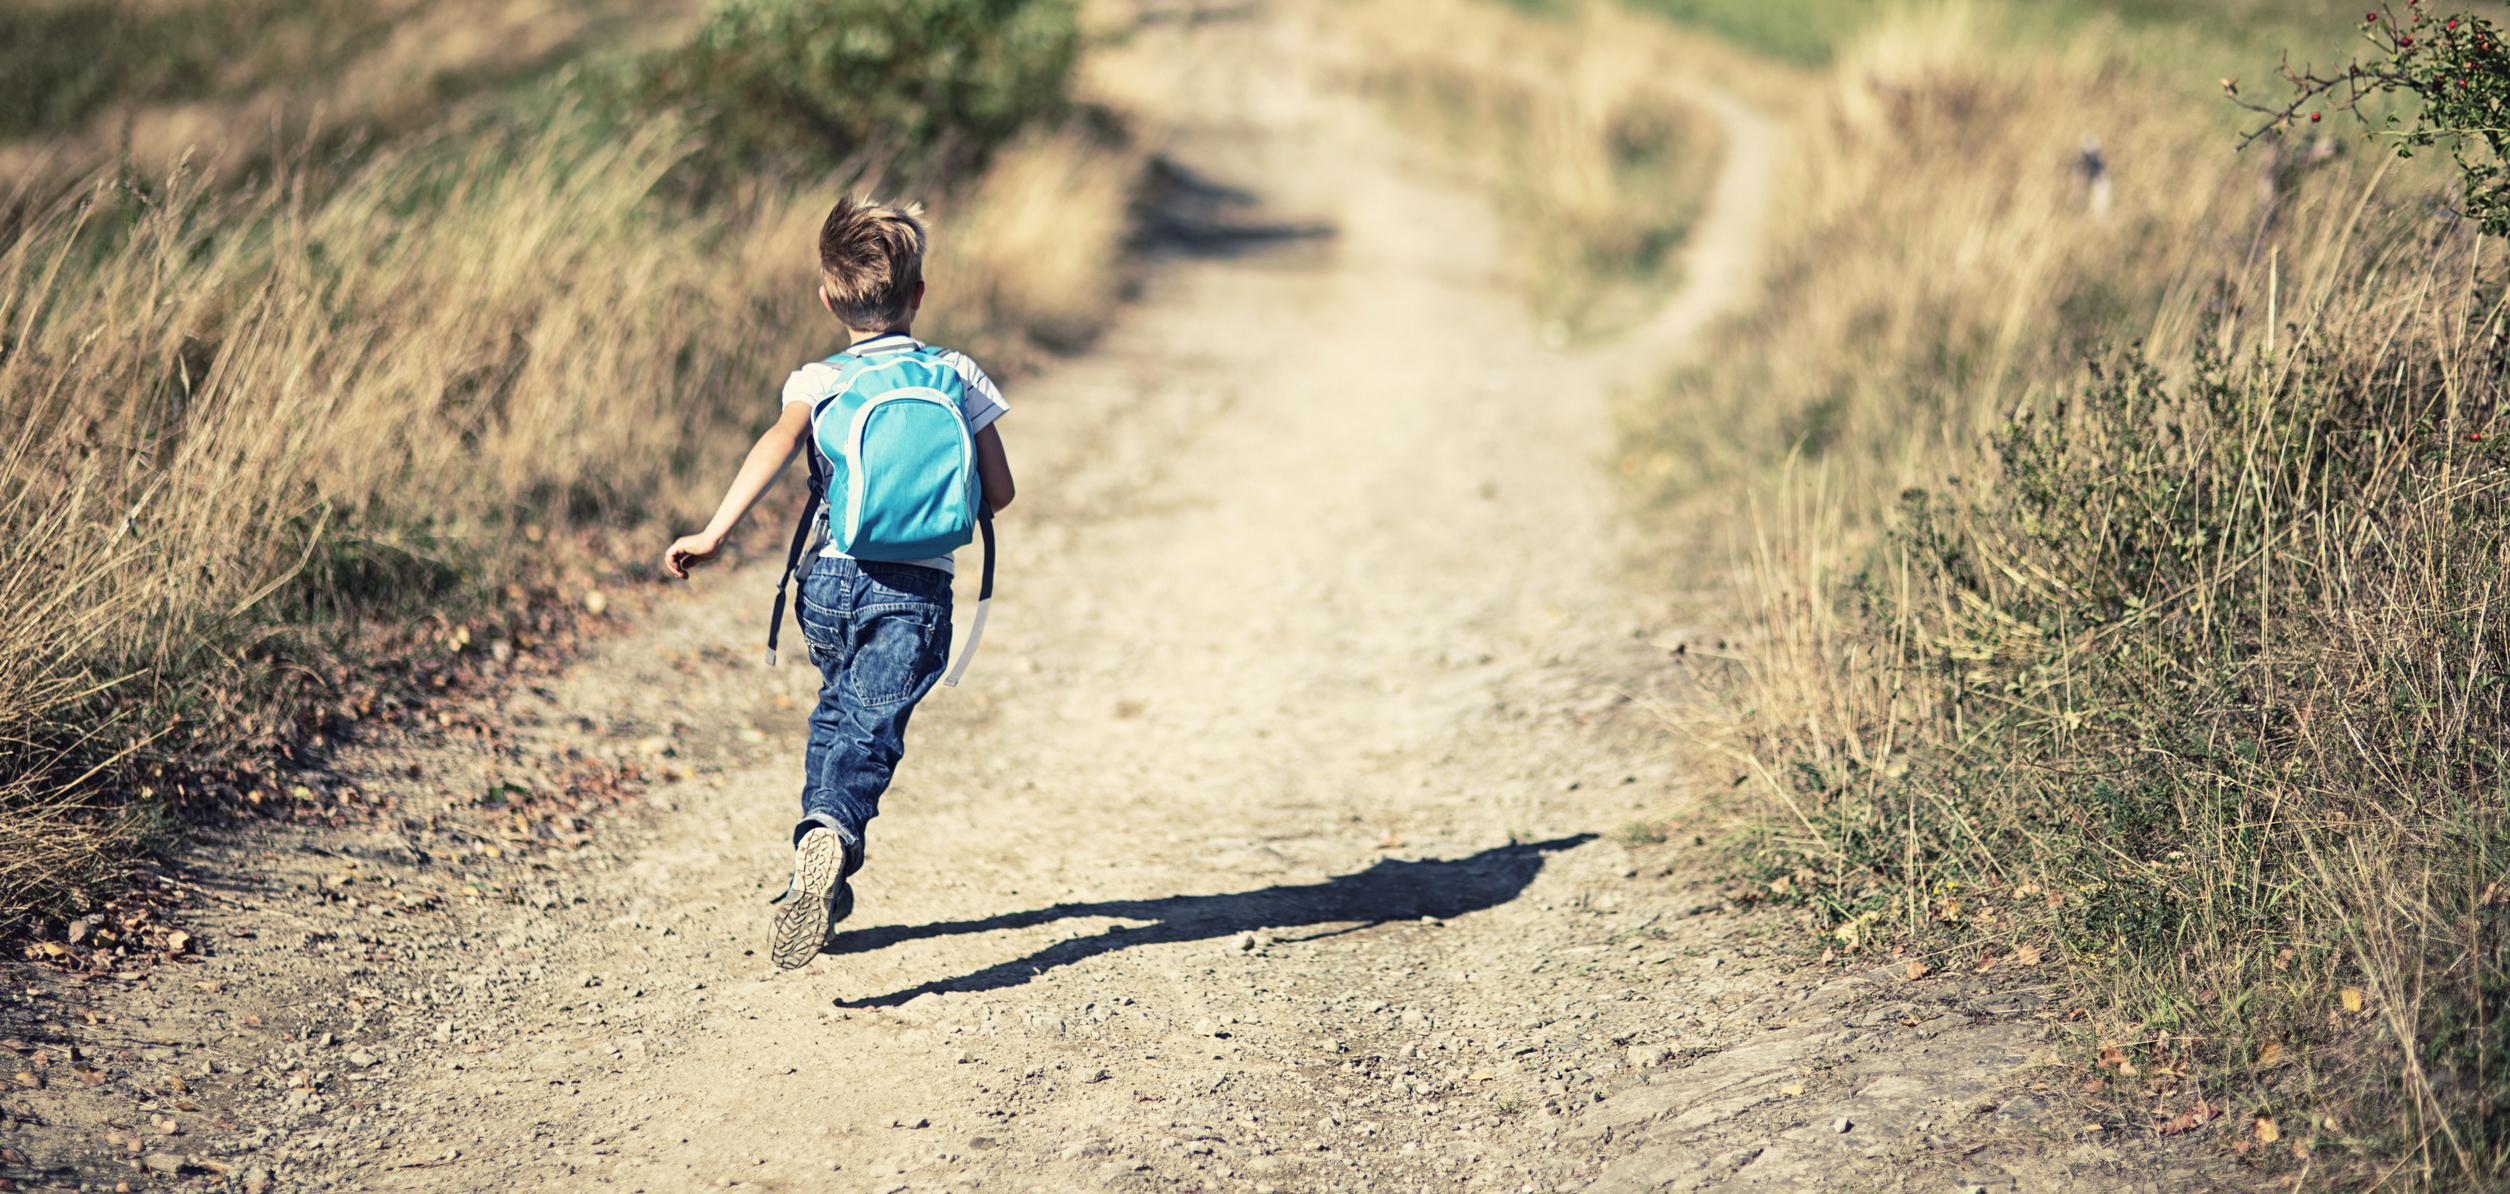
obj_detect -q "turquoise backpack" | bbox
[763,344,994,684]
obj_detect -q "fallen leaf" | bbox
[36,943,64,958]
[2340,988,2364,1012]
[2078,1079,2106,1093]
[2257,1040,2284,1067]
[75,1068,105,1087]
[1779,1084,1805,1097]
[2254,1116,2280,1144]
[1975,953,2001,973]
[10,1072,36,1090]
[1906,961,1930,981]
[0,1148,18,1163]
[2013,943,2041,967]
[2273,948,2296,971]
[2044,890,2065,910]
[2156,1101,2222,1136]
[2097,1046,2137,1076]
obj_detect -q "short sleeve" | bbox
[781,361,839,408]
[942,350,1009,433]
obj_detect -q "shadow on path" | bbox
[827,835,1596,1007]
[1131,156,1335,257]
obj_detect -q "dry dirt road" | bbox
[0,4,2257,1194]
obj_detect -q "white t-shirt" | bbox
[779,333,1007,575]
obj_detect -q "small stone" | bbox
[243,1166,273,1194]
[138,1047,177,1063]
[142,1153,185,1174]
[347,1051,377,1069]
[584,590,608,616]
[1626,1045,1671,1069]
[1237,933,1257,951]
[1083,1068,1111,1083]
[1195,1019,1222,1036]
[316,1032,335,1049]
[890,1116,929,1129]
[1832,1116,1852,1133]
[433,1022,454,1043]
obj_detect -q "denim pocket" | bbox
[796,568,849,658]
[845,603,951,708]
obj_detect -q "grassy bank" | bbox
[1600,3,2506,1187]
[0,0,1134,927]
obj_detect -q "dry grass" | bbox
[1620,8,2506,1187]
[1325,0,1789,332]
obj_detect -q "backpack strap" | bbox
[761,446,826,666]
[940,502,994,687]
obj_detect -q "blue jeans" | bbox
[792,556,953,853]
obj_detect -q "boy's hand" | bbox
[663,531,726,579]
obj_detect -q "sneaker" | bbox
[769,826,857,969]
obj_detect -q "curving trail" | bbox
[26,4,2231,1194]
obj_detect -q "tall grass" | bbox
[0,0,1133,925]
[1626,8,2506,1186]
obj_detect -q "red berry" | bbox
[2401,33,2414,44]
[2448,18,2458,29]
[2368,10,2380,20]
[2312,111,2324,121]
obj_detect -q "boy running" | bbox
[663,197,1016,969]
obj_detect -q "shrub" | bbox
[617,0,1082,182]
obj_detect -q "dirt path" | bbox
[0,5,2256,1194]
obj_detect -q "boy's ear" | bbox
[909,279,925,311]
[818,284,838,316]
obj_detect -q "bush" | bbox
[617,0,1082,182]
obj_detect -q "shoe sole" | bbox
[771,830,846,969]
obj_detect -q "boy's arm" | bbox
[663,404,814,579]
[974,424,1015,513]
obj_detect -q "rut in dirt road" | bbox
[7,4,2263,1194]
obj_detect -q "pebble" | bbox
[141,1153,184,1174]
[347,1051,377,1069]
[1832,1117,1853,1134]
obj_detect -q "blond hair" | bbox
[817,197,929,330]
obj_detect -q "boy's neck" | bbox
[846,322,913,347]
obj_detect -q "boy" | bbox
[663,197,1015,969]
